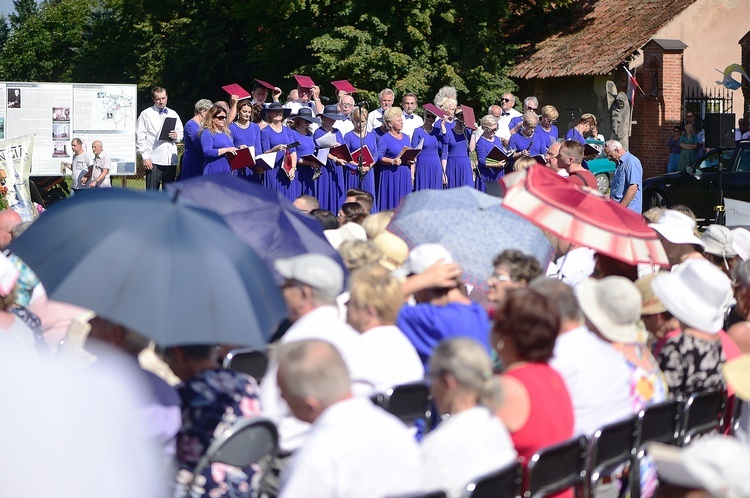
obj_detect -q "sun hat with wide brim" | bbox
[651,258,732,334]
[260,102,292,120]
[635,272,668,315]
[290,106,321,124]
[317,104,346,121]
[648,210,704,247]
[577,276,642,343]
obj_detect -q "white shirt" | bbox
[421,406,517,498]
[279,397,424,498]
[549,325,633,436]
[333,117,354,135]
[135,105,183,165]
[92,150,112,188]
[360,325,424,392]
[260,306,377,452]
[498,108,522,141]
[366,108,386,133]
[401,112,424,138]
[70,152,93,189]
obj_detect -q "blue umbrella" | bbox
[166,175,343,276]
[9,189,287,348]
[388,187,554,290]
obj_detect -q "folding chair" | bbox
[183,417,278,498]
[525,435,587,498]
[630,400,680,498]
[463,461,522,498]
[372,382,432,427]
[730,398,745,436]
[223,348,269,381]
[585,415,637,498]
[678,389,726,446]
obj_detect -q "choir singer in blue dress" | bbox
[377,107,415,211]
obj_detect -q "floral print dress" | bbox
[174,369,262,498]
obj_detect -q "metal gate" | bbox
[683,85,734,121]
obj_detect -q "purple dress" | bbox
[444,127,472,188]
[411,126,444,191]
[508,130,548,170]
[291,129,317,197]
[200,129,234,175]
[230,121,263,183]
[179,119,203,180]
[343,130,378,199]
[261,125,300,202]
[565,127,586,145]
[377,132,412,212]
[313,127,346,213]
[475,135,506,192]
[536,124,559,153]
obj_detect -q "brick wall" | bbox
[629,41,685,179]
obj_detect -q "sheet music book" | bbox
[221,83,251,99]
[158,118,177,141]
[414,138,424,150]
[531,154,547,165]
[301,150,327,168]
[329,144,353,163]
[584,143,601,157]
[397,146,421,163]
[351,146,375,167]
[315,132,338,148]
[228,148,253,171]
[254,152,277,171]
[486,146,511,166]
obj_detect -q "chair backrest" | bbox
[373,382,431,425]
[223,348,269,381]
[585,415,637,497]
[525,435,587,498]
[204,416,278,468]
[678,389,726,446]
[637,400,680,447]
[464,461,522,498]
[730,398,745,436]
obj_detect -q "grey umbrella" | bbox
[9,188,287,348]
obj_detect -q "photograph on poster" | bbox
[52,108,70,122]
[52,142,69,157]
[52,124,70,139]
[7,88,20,108]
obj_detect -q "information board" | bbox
[2,82,138,176]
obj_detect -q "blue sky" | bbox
[0,0,15,18]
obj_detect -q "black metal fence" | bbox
[683,85,734,122]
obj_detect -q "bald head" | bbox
[0,210,22,249]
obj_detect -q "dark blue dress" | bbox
[536,124,559,153]
[261,125,300,202]
[565,127,586,145]
[343,130,378,198]
[475,135,506,192]
[444,127,472,188]
[291,128,317,197]
[313,127,346,213]
[507,131,548,165]
[411,126,444,191]
[180,119,203,180]
[377,132,412,212]
[229,121,263,183]
[200,129,234,175]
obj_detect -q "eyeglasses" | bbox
[488,273,514,284]
[215,115,227,120]
[340,103,353,108]
[546,152,560,159]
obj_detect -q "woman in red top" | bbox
[493,288,574,493]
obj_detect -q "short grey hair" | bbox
[434,86,458,108]
[605,139,623,151]
[378,88,395,99]
[480,115,499,128]
[276,339,350,407]
[524,96,539,108]
[529,276,584,323]
[194,99,213,114]
[429,337,502,411]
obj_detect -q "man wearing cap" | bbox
[276,339,424,498]
[530,278,633,436]
[347,264,423,391]
[648,210,705,268]
[604,139,643,213]
[259,253,378,493]
[400,93,424,138]
[396,244,491,367]
[136,86,183,191]
[366,88,395,133]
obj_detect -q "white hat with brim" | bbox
[651,258,732,334]
[702,224,737,258]
[324,222,367,250]
[648,210,704,247]
[402,243,454,275]
[648,437,750,498]
[731,228,750,261]
[577,276,641,343]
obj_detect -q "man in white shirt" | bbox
[82,140,112,188]
[497,92,522,147]
[366,88,395,132]
[135,86,183,191]
[530,278,632,436]
[347,264,424,392]
[65,138,93,193]
[333,94,355,135]
[277,339,424,498]
[401,93,424,138]
[259,253,378,494]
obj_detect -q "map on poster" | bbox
[2,81,138,176]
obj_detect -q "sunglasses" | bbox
[215,115,227,120]
[501,98,511,103]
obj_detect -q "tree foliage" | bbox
[0,0,572,114]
